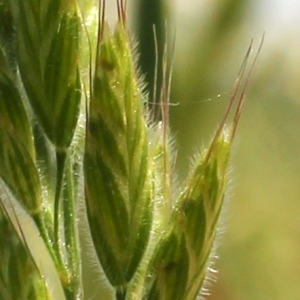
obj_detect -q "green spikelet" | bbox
[0,10,39,216]
[12,0,81,150]
[138,40,262,299]
[84,7,153,296]
[141,130,232,300]
[0,47,41,215]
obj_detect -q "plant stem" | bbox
[63,154,81,297]
[54,150,67,261]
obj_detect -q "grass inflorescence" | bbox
[0,1,262,299]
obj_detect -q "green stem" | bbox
[33,211,71,298]
[33,213,59,267]
[116,287,127,300]
[63,155,81,297]
[54,150,67,259]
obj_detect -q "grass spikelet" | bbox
[84,0,153,297]
[139,37,263,300]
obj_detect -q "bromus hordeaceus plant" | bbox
[0,1,262,299]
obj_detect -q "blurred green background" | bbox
[130,0,300,299]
